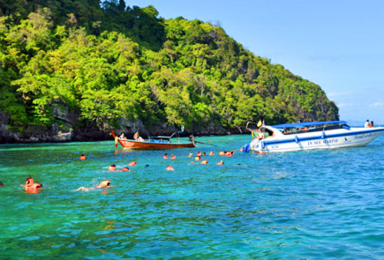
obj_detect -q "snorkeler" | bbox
[108,164,116,171]
[76,180,111,191]
[128,161,137,166]
[166,165,174,171]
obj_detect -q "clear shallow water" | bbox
[1,135,384,259]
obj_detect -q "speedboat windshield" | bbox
[271,121,350,135]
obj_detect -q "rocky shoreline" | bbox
[0,110,242,144]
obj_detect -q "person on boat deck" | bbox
[133,132,145,141]
[256,129,264,140]
[369,121,374,128]
[76,180,111,191]
[119,133,126,139]
[365,120,370,128]
[246,122,259,138]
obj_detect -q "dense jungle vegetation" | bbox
[0,0,338,134]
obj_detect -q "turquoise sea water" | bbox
[1,134,384,259]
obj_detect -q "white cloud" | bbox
[370,101,384,108]
[326,91,360,98]
[337,103,354,108]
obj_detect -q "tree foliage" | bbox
[0,1,339,133]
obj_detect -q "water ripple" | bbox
[1,135,384,259]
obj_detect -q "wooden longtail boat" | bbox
[111,131,196,149]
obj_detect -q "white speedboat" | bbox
[244,121,384,154]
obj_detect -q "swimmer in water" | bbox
[200,160,208,165]
[76,180,111,191]
[21,177,43,193]
[171,154,176,160]
[166,165,174,171]
[209,151,214,156]
[188,153,193,157]
[197,151,201,157]
[80,154,86,160]
[23,176,33,188]
[195,156,201,161]
[22,176,41,189]
[163,153,168,159]
[216,160,224,165]
[128,161,137,166]
[120,167,130,172]
[0,181,4,187]
[108,164,116,171]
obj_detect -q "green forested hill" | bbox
[0,0,338,139]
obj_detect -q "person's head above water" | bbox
[0,181,4,187]
[97,180,111,188]
[25,176,34,186]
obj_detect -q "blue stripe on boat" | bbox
[262,128,384,146]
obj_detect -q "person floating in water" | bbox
[128,161,137,166]
[108,164,116,171]
[0,181,4,187]
[216,160,224,165]
[76,180,111,191]
[21,176,42,193]
[22,176,42,189]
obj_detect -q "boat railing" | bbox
[280,123,349,135]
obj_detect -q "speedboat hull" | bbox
[249,124,384,153]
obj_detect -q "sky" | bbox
[127,0,384,125]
